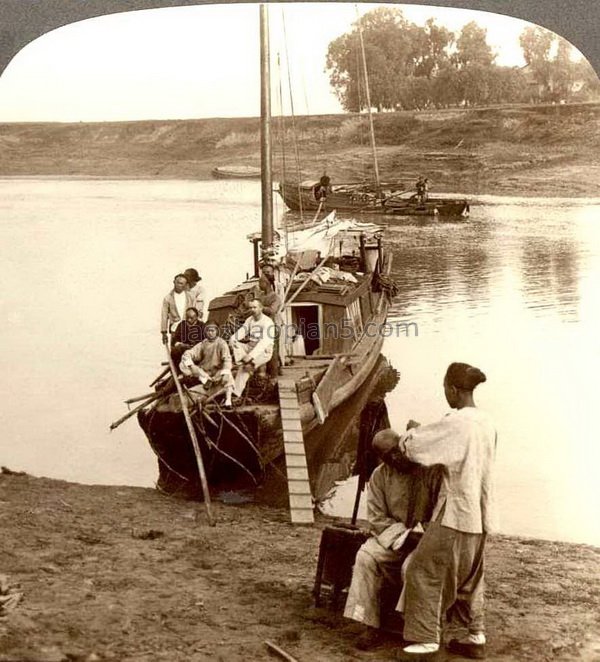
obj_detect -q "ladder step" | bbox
[282,420,303,431]
[284,440,305,454]
[284,454,307,468]
[286,467,310,481]
[290,509,314,524]
[282,430,303,442]
[280,409,301,420]
[288,480,311,495]
[289,494,313,510]
[278,379,297,390]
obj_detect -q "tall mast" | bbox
[260,4,274,251]
[356,9,382,197]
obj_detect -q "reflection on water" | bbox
[0,179,599,546]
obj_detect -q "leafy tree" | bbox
[326,7,413,112]
[519,26,554,96]
[455,21,495,68]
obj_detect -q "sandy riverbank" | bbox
[1,470,599,662]
[1,103,599,198]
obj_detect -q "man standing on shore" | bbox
[161,274,193,345]
[384,362,496,661]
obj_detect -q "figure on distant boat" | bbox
[161,273,193,345]
[229,299,275,398]
[315,171,332,201]
[184,267,206,319]
[179,321,234,408]
[415,177,429,205]
[170,307,205,363]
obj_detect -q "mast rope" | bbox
[281,8,305,225]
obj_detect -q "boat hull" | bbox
[212,166,261,179]
[384,198,470,217]
[278,180,390,213]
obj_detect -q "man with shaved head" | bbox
[344,429,442,650]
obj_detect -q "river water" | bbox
[1,178,598,546]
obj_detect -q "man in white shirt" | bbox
[160,274,193,345]
[229,299,275,398]
[382,362,496,661]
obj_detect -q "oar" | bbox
[164,346,216,526]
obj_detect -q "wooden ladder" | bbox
[278,378,314,524]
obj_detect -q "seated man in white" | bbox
[344,429,442,650]
[179,321,234,408]
[229,299,275,398]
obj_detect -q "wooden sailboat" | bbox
[122,5,398,523]
[277,10,469,219]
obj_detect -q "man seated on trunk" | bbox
[229,299,275,399]
[344,429,442,650]
[179,321,234,408]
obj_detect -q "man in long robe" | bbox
[161,273,193,344]
[344,430,442,649]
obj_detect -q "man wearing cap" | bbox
[184,267,206,319]
[179,321,234,408]
[161,274,193,345]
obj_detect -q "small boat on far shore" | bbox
[212,165,261,179]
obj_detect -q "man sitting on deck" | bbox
[179,321,234,408]
[344,429,443,650]
[229,299,275,399]
[170,307,205,363]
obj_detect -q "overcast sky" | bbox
[0,2,576,122]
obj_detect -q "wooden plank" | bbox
[284,454,307,468]
[289,494,313,510]
[284,441,306,455]
[288,480,312,495]
[282,430,303,442]
[286,467,310,481]
[280,409,301,420]
[278,379,297,390]
[282,420,303,431]
[290,509,314,524]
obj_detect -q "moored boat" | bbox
[383,192,470,218]
[212,165,261,179]
[113,5,399,524]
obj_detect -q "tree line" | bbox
[326,8,600,111]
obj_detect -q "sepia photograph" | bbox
[0,1,598,660]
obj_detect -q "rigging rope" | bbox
[281,8,305,225]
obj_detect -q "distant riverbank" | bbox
[1,103,599,198]
[1,470,598,662]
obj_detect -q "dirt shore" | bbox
[1,471,599,662]
[1,103,599,198]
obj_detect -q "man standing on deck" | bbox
[184,267,206,319]
[344,430,443,650]
[179,321,234,408]
[229,299,275,398]
[161,274,193,345]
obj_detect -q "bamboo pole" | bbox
[110,392,163,430]
[165,346,216,526]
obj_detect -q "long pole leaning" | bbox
[164,345,216,526]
